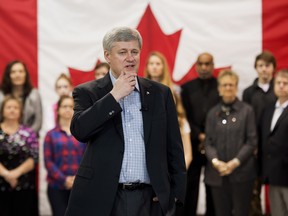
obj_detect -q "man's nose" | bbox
[201,65,207,70]
[126,53,134,61]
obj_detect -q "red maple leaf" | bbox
[68,59,101,87]
[137,5,229,85]
[136,5,182,80]
[68,4,230,87]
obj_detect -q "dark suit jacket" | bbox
[260,103,288,187]
[65,74,186,216]
[181,78,220,165]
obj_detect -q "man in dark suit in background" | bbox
[181,53,220,216]
[65,27,186,216]
[260,69,288,216]
[242,51,277,216]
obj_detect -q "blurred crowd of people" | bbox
[0,48,288,216]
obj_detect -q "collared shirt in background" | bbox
[44,125,85,189]
[270,100,288,131]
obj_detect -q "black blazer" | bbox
[181,78,220,165]
[65,74,186,216]
[260,103,288,187]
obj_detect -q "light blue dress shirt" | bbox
[109,71,150,184]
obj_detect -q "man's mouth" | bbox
[125,65,135,68]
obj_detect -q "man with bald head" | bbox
[181,53,220,216]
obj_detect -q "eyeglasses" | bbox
[59,105,73,109]
[220,83,236,88]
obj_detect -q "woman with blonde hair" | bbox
[144,51,192,169]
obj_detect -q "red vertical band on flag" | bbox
[262,0,288,70]
[0,0,38,87]
[262,1,288,214]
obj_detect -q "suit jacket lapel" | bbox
[98,74,124,140]
[138,78,154,146]
[272,106,288,133]
[259,104,274,137]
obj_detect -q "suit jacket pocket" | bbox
[76,166,94,179]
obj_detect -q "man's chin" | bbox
[200,74,212,79]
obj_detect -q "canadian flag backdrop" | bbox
[1,0,288,214]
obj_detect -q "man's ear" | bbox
[104,50,110,64]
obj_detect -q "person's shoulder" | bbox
[236,99,254,112]
[26,88,41,102]
[47,126,61,135]
[181,78,208,91]
[29,88,40,96]
[18,125,37,137]
[44,126,63,139]
[75,80,98,91]
[243,78,258,92]
[243,84,254,94]
[207,103,220,117]
[263,101,276,111]
[181,79,197,88]
[139,77,169,90]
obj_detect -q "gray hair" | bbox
[102,27,143,52]
[217,69,239,85]
[275,69,288,79]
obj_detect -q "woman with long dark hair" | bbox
[0,60,42,133]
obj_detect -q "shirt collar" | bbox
[54,125,63,132]
[275,100,288,109]
[257,82,270,92]
[109,71,140,92]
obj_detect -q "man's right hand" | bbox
[110,71,137,102]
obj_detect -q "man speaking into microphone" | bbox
[65,27,186,216]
